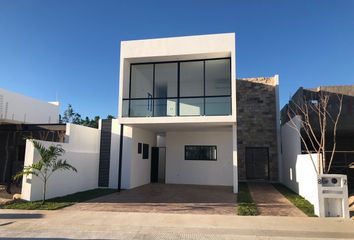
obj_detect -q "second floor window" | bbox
[123,58,231,117]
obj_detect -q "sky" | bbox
[1,0,353,118]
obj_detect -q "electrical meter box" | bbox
[318,174,349,218]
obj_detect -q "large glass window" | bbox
[154,99,177,117]
[180,61,204,97]
[154,63,178,116]
[205,59,231,96]
[180,98,204,116]
[205,97,231,116]
[123,58,231,117]
[130,64,153,98]
[129,99,152,117]
[154,63,178,98]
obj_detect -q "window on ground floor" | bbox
[185,145,217,161]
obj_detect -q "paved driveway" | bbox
[248,182,307,217]
[66,183,237,215]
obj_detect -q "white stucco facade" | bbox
[116,33,239,193]
[108,119,120,189]
[121,126,156,189]
[118,33,236,124]
[165,130,233,186]
[0,88,59,124]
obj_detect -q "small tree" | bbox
[62,104,82,124]
[14,140,77,204]
[287,91,343,174]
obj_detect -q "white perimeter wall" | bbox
[21,124,100,201]
[281,116,320,215]
[0,88,59,124]
[121,126,156,189]
[165,130,233,186]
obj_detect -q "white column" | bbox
[274,74,282,182]
[232,123,238,193]
[109,119,120,189]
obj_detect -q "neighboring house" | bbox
[0,88,64,190]
[0,88,59,124]
[281,85,354,191]
[98,33,280,193]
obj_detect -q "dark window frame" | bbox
[124,57,232,117]
[138,142,142,154]
[184,145,217,161]
[143,143,149,159]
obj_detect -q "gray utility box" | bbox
[318,174,349,218]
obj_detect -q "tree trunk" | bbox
[42,179,47,205]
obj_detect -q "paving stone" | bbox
[65,183,237,215]
[248,182,307,217]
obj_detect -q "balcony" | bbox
[123,96,231,117]
[122,58,231,118]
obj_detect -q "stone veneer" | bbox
[236,77,279,181]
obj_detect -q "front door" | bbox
[246,147,269,180]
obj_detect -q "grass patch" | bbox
[0,188,116,210]
[237,182,257,216]
[272,183,316,217]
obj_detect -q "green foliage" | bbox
[61,104,82,124]
[1,188,116,210]
[238,203,258,216]
[237,182,258,216]
[14,140,77,204]
[237,183,253,203]
[60,104,116,128]
[80,115,100,128]
[272,183,316,217]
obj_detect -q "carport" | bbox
[67,183,237,215]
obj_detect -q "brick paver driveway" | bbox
[248,182,306,217]
[66,183,237,215]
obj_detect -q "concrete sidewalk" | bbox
[248,182,307,216]
[0,209,353,239]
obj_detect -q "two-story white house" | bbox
[17,33,280,201]
[98,33,280,194]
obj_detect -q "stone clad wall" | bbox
[236,77,279,181]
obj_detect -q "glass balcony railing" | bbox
[122,96,231,117]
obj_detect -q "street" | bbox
[0,209,353,239]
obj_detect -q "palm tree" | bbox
[14,140,77,204]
